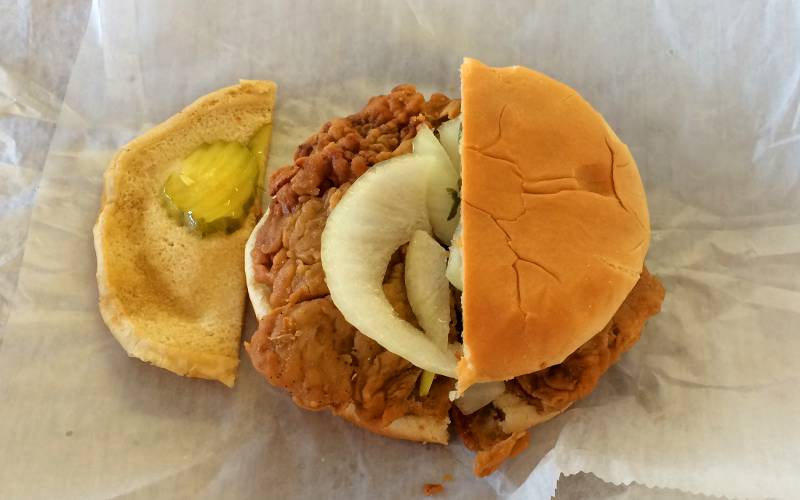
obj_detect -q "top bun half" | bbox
[458,58,650,387]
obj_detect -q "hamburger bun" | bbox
[243,67,664,473]
[458,58,651,387]
[244,210,272,322]
[94,80,276,386]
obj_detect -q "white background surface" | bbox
[1,1,798,499]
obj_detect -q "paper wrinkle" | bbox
[105,452,221,500]
[559,473,731,500]
[0,66,63,123]
[650,367,792,393]
[0,129,21,166]
[558,460,737,500]
[2,0,800,499]
[0,0,90,333]
[403,0,437,39]
[556,472,727,500]
[505,450,561,500]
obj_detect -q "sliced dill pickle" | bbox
[191,144,253,216]
[248,123,273,198]
[163,140,258,235]
[179,143,235,210]
[199,158,257,231]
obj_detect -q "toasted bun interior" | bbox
[94,80,276,386]
[458,59,650,387]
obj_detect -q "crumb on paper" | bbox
[442,474,453,482]
[423,483,444,496]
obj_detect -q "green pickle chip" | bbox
[249,123,273,196]
[163,139,260,236]
[419,370,436,397]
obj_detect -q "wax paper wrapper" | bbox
[1,1,799,499]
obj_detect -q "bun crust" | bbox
[94,80,276,386]
[458,59,650,386]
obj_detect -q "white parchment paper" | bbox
[0,0,90,330]
[1,1,799,498]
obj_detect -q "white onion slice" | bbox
[413,126,459,243]
[445,219,464,291]
[321,154,457,377]
[405,230,450,351]
[453,381,506,415]
[437,116,462,175]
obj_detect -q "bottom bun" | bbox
[467,392,570,476]
[493,391,571,434]
[244,210,272,322]
[337,404,450,445]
